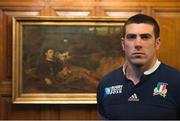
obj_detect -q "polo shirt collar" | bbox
[123,60,161,75]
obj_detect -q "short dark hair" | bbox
[122,14,160,39]
[43,47,54,53]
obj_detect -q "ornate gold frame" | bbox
[12,16,126,104]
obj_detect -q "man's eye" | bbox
[140,34,152,40]
[126,34,136,40]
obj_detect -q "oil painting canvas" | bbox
[12,17,125,104]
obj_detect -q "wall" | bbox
[0,0,179,120]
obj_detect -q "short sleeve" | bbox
[96,80,107,119]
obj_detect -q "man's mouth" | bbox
[132,52,145,58]
[132,52,145,55]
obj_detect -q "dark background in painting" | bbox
[22,25,124,93]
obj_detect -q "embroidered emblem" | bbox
[153,82,168,98]
[104,85,123,97]
[128,93,139,102]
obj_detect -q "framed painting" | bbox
[12,16,126,104]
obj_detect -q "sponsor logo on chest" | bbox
[104,85,123,97]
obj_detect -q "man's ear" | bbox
[155,37,161,50]
[121,37,125,51]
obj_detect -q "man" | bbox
[97,14,180,119]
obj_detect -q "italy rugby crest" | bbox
[153,82,168,98]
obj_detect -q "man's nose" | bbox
[134,36,142,49]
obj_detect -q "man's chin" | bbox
[130,59,146,67]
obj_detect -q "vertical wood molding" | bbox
[0,9,6,80]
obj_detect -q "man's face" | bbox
[122,23,160,66]
[45,49,54,60]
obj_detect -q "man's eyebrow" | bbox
[126,34,137,38]
[126,33,152,36]
[126,34,137,36]
[140,33,152,37]
[126,33,136,35]
[140,33,152,35]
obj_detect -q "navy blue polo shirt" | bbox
[97,62,180,120]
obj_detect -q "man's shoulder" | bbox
[158,63,180,84]
[160,63,180,76]
[99,67,123,85]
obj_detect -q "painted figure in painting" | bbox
[37,47,63,86]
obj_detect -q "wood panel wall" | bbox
[0,0,179,120]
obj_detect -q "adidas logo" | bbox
[128,93,139,101]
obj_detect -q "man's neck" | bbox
[125,58,157,85]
